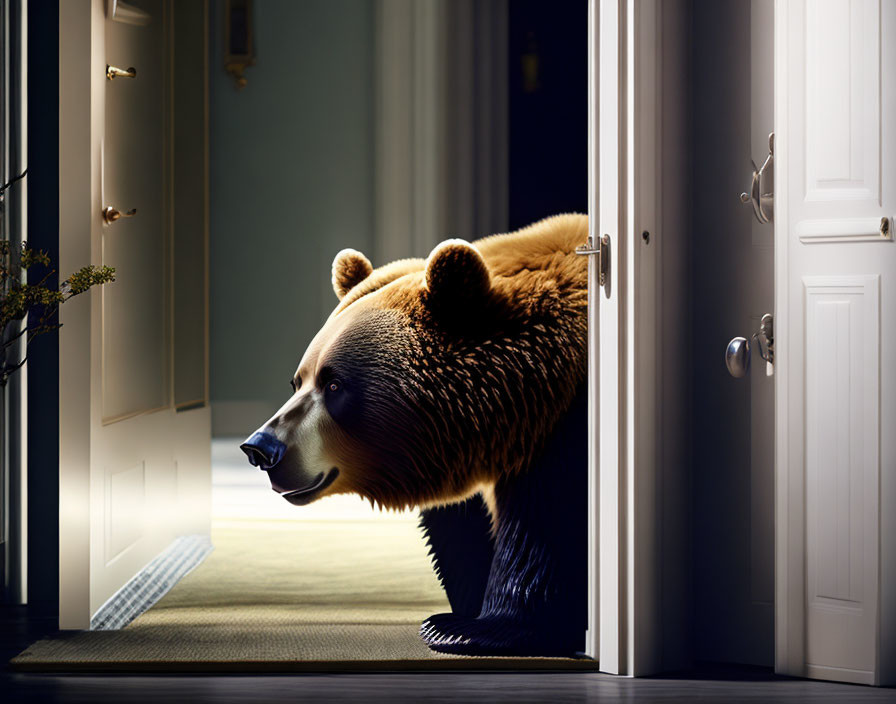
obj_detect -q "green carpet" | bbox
[12,518,596,672]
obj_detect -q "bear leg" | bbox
[418,494,495,618]
[419,388,587,657]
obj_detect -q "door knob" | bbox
[106,65,137,80]
[725,337,751,378]
[726,313,774,378]
[103,206,137,224]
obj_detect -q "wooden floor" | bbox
[5,666,896,703]
[4,608,896,704]
[5,446,895,701]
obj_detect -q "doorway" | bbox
[31,0,593,667]
[202,0,590,662]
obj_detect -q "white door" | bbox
[59,0,210,629]
[775,0,896,686]
[591,0,690,676]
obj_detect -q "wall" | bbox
[507,0,587,230]
[209,0,375,436]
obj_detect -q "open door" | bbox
[58,0,210,630]
[775,0,896,686]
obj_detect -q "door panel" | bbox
[804,0,879,204]
[103,0,168,421]
[804,276,879,676]
[105,462,146,563]
[776,0,893,684]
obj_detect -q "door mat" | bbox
[11,518,596,672]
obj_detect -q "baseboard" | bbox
[805,663,875,686]
[90,535,214,631]
[211,400,279,437]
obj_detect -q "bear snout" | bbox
[240,431,287,470]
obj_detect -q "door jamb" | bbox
[593,0,670,676]
[57,0,100,631]
[585,0,600,662]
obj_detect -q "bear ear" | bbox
[332,248,373,300]
[424,239,491,309]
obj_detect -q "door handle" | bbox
[103,206,137,224]
[106,65,137,80]
[575,234,611,298]
[725,313,774,378]
[740,132,774,225]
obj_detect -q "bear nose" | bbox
[240,431,287,470]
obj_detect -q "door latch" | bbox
[576,234,611,298]
[102,206,137,224]
[725,313,774,378]
[740,132,774,225]
[106,65,137,80]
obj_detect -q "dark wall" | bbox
[208,0,375,434]
[26,0,60,622]
[507,0,588,230]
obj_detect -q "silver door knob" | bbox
[726,337,751,378]
[726,313,774,378]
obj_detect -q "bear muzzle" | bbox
[240,431,287,470]
[241,431,340,505]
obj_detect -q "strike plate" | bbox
[576,234,611,298]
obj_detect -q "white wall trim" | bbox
[585,0,600,662]
[597,0,628,675]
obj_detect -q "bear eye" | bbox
[290,379,297,392]
[326,379,342,393]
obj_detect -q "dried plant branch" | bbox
[0,238,115,386]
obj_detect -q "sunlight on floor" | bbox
[212,438,419,523]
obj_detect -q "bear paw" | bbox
[420,612,577,657]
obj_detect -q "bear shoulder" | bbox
[473,213,588,281]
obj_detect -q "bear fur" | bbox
[245,213,589,656]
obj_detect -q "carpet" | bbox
[12,518,597,672]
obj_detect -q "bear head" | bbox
[241,236,583,512]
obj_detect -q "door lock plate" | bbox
[576,234,611,298]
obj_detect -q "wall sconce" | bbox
[225,0,255,90]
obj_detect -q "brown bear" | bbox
[241,213,589,656]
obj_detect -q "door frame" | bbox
[590,0,690,676]
[54,0,687,657]
[57,0,98,629]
